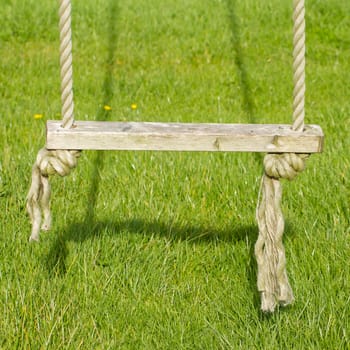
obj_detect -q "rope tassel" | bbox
[26,148,80,241]
[255,153,307,312]
[255,174,294,312]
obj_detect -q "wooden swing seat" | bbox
[46,120,323,153]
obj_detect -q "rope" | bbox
[255,174,294,312]
[264,153,307,180]
[292,0,305,132]
[59,0,75,128]
[255,0,308,312]
[27,149,80,241]
[27,0,80,241]
[255,154,308,312]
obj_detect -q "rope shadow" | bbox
[85,0,120,225]
[225,0,262,164]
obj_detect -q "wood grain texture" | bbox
[46,121,324,153]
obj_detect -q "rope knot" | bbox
[26,148,80,241]
[264,153,308,180]
[37,148,80,177]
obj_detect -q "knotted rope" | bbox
[255,154,308,311]
[26,150,80,241]
[255,0,308,312]
[27,0,80,241]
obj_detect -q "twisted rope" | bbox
[292,0,305,132]
[255,0,307,312]
[27,0,80,241]
[59,0,75,128]
[255,154,308,312]
[255,174,293,312]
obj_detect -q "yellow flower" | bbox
[131,103,137,110]
[33,114,43,119]
[103,105,112,111]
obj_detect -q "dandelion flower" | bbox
[33,114,43,119]
[103,105,112,111]
[131,103,137,110]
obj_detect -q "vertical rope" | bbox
[27,0,79,241]
[255,0,308,312]
[59,0,75,128]
[292,0,305,131]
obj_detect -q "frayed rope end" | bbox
[26,147,80,242]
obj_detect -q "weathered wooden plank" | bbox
[46,121,324,153]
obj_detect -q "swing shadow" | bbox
[46,217,263,308]
[225,0,262,164]
[226,0,255,122]
[85,0,119,224]
[46,214,296,309]
[44,0,275,310]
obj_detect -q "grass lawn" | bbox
[0,0,349,348]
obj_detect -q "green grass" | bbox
[0,0,349,348]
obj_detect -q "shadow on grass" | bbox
[46,215,296,312]
[225,0,263,164]
[225,0,255,122]
[56,218,258,244]
[85,0,120,223]
[46,217,260,304]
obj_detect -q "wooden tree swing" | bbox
[27,0,323,312]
